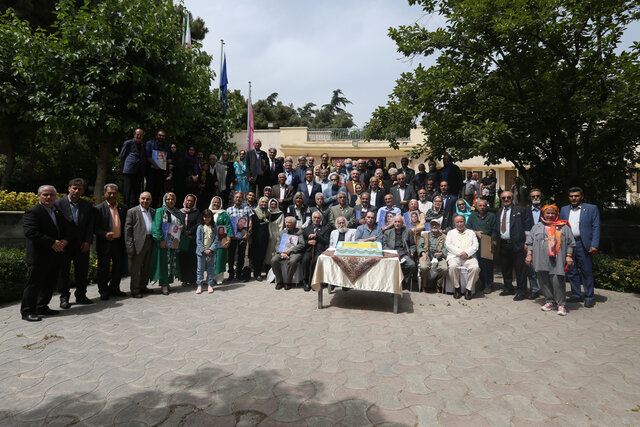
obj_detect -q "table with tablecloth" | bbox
[311,249,404,313]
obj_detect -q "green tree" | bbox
[367,0,640,205]
[48,0,228,200]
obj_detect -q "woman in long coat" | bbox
[208,196,232,284]
[150,192,186,295]
[266,198,284,264]
[179,194,200,286]
[251,196,271,280]
[525,204,575,316]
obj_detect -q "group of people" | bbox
[19,136,600,321]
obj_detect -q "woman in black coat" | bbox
[178,194,200,286]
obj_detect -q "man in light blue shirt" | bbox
[354,211,382,243]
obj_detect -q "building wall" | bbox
[230,127,520,191]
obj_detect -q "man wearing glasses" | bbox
[526,189,544,299]
[493,190,533,300]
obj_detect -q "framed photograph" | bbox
[152,149,167,171]
[230,216,248,239]
[162,222,181,249]
[378,210,396,228]
[217,225,228,248]
[405,210,422,229]
[278,233,299,252]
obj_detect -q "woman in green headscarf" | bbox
[208,196,232,284]
[150,192,186,295]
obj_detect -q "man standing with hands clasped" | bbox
[55,178,95,309]
[21,185,70,321]
[559,187,600,308]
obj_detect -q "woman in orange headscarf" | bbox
[525,205,576,316]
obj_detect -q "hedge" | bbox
[593,254,640,293]
[0,248,99,304]
[0,190,97,211]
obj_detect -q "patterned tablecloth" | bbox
[311,250,403,295]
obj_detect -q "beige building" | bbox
[230,126,522,190]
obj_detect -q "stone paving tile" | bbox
[1,277,639,425]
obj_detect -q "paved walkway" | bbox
[1,277,639,426]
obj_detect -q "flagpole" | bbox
[219,40,224,100]
[246,81,252,152]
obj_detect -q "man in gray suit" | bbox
[383,214,417,290]
[125,192,155,298]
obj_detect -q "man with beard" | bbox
[382,215,416,290]
[526,188,544,299]
[417,188,433,216]
[271,216,306,290]
[301,211,331,291]
[329,216,356,248]
[418,219,448,293]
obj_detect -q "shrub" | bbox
[0,248,28,303]
[0,248,100,303]
[593,254,640,293]
[0,190,97,211]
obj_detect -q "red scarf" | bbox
[540,205,569,258]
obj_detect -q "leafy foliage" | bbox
[367,0,640,205]
[593,254,640,293]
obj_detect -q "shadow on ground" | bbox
[1,366,400,425]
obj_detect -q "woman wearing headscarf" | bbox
[184,145,201,206]
[266,198,284,263]
[455,198,473,224]
[208,196,232,284]
[250,197,271,280]
[150,192,186,295]
[425,195,451,231]
[179,194,200,286]
[234,150,249,193]
[525,205,575,316]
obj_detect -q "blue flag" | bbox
[220,55,228,109]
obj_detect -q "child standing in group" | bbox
[196,209,219,294]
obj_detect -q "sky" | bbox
[183,1,640,128]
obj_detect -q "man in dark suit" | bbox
[124,191,155,298]
[293,156,309,185]
[439,180,458,216]
[120,128,145,207]
[272,173,295,213]
[398,157,416,184]
[245,139,268,195]
[201,154,219,209]
[382,214,417,290]
[493,190,534,300]
[343,169,363,197]
[559,187,601,308]
[354,192,377,228]
[282,160,300,190]
[297,169,322,207]
[215,150,235,208]
[55,178,95,309]
[21,185,70,321]
[301,211,331,291]
[368,176,387,210]
[265,147,284,187]
[389,173,418,212]
[94,183,128,300]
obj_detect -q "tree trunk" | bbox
[94,140,113,202]
[1,133,16,190]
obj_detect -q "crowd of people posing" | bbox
[18,133,600,322]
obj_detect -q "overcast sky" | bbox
[183,0,640,128]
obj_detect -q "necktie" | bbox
[501,208,507,233]
[271,160,275,173]
[256,151,262,173]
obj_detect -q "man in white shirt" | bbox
[417,188,433,216]
[445,215,480,300]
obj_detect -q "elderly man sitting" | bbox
[329,216,356,248]
[418,219,448,293]
[383,214,416,290]
[270,216,306,290]
[445,214,480,300]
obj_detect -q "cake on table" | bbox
[334,241,383,257]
